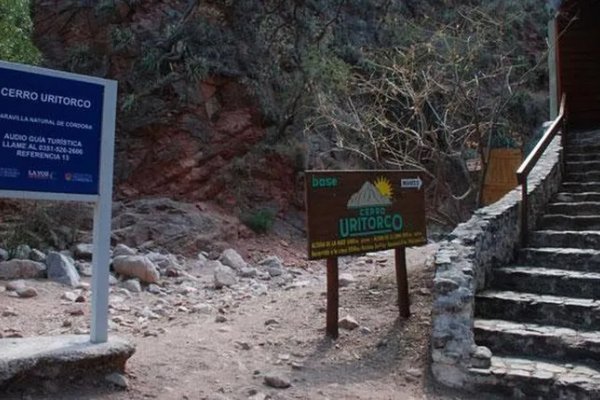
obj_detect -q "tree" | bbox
[307,3,549,226]
[0,0,40,64]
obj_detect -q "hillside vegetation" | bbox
[24,1,552,231]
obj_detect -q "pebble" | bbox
[147,284,162,294]
[62,291,78,302]
[105,372,129,389]
[191,303,213,314]
[264,319,279,326]
[67,306,85,316]
[123,279,142,293]
[264,373,291,389]
[339,315,359,331]
[2,307,18,317]
[215,315,228,323]
[235,341,252,350]
[17,287,38,298]
[6,280,26,291]
[339,273,355,287]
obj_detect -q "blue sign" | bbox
[0,66,104,195]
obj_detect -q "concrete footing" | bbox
[0,334,135,389]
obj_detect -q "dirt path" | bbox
[1,243,475,400]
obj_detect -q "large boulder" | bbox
[112,255,159,284]
[0,260,46,280]
[46,252,80,287]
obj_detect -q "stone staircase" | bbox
[471,129,600,398]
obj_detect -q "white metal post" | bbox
[90,80,117,343]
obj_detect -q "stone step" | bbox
[567,144,600,154]
[566,172,600,181]
[567,130,600,142]
[555,192,600,202]
[539,214,600,230]
[561,182,600,193]
[566,161,600,174]
[492,266,600,298]
[527,230,600,250]
[547,202,600,215]
[469,356,600,399]
[566,153,600,162]
[474,319,600,366]
[475,290,600,330]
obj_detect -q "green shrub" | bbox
[241,209,276,234]
[0,0,40,64]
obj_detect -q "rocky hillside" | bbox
[28,0,551,229]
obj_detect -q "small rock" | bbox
[62,291,78,302]
[359,326,372,335]
[72,243,93,260]
[264,319,279,326]
[113,255,160,284]
[29,249,46,263]
[0,259,46,280]
[147,284,161,294]
[339,273,355,287]
[264,373,291,389]
[418,288,431,296]
[67,306,85,316]
[109,274,118,285]
[235,341,252,350]
[13,244,31,260]
[219,249,247,271]
[2,307,18,317]
[248,393,268,400]
[406,368,422,379]
[291,362,304,370]
[191,303,213,314]
[214,264,237,289]
[76,262,93,277]
[123,279,142,293]
[339,315,359,331]
[0,248,8,261]
[46,252,80,287]
[113,244,137,257]
[215,315,227,323]
[105,372,129,389]
[165,267,181,277]
[258,256,285,277]
[62,319,72,327]
[5,280,26,291]
[16,287,38,298]
[240,267,258,278]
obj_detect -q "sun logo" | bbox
[374,176,393,199]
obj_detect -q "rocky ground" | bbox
[0,204,480,400]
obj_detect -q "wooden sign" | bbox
[305,170,427,260]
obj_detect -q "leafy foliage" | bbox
[241,208,276,234]
[0,0,40,64]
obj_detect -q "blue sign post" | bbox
[0,61,117,343]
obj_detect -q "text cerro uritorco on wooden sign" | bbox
[305,170,427,260]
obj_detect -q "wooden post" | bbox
[326,257,339,339]
[395,248,410,318]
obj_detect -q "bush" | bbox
[241,209,276,234]
[0,0,40,64]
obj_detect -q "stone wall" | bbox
[430,137,563,388]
